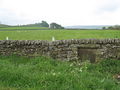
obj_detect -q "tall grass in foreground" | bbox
[0,55,120,90]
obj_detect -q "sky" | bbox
[0,0,120,26]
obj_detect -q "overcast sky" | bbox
[0,0,120,26]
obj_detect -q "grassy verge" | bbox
[0,55,120,90]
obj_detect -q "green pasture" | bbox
[0,27,120,89]
[0,29,120,40]
[0,26,48,30]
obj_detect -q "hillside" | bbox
[19,23,44,27]
[18,21,49,27]
[0,21,49,28]
[65,25,110,29]
[0,24,9,27]
[0,23,45,28]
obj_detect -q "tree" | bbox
[40,21,49,27]
[102,27,106,30]
[106,25,120,30]
[50,23,64,29]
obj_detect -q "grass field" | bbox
[0,55,120,90]
[0,26,49,30]
[0,29,120,40]
[0,27,120,89]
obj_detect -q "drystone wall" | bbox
[0,39,120,62]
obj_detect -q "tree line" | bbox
[35,21,64,29]
[14,21,64,29]
[103,25,120,30]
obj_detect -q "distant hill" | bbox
[18,21,49,27]
[65,25,111,29]
[19,23,44,27]
[0,24,9,27]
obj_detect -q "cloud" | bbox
[91,0,120,25]
[95,0,120,13]
[0,0,120,25]
[0,8,32,25]
[102,4,119,12]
